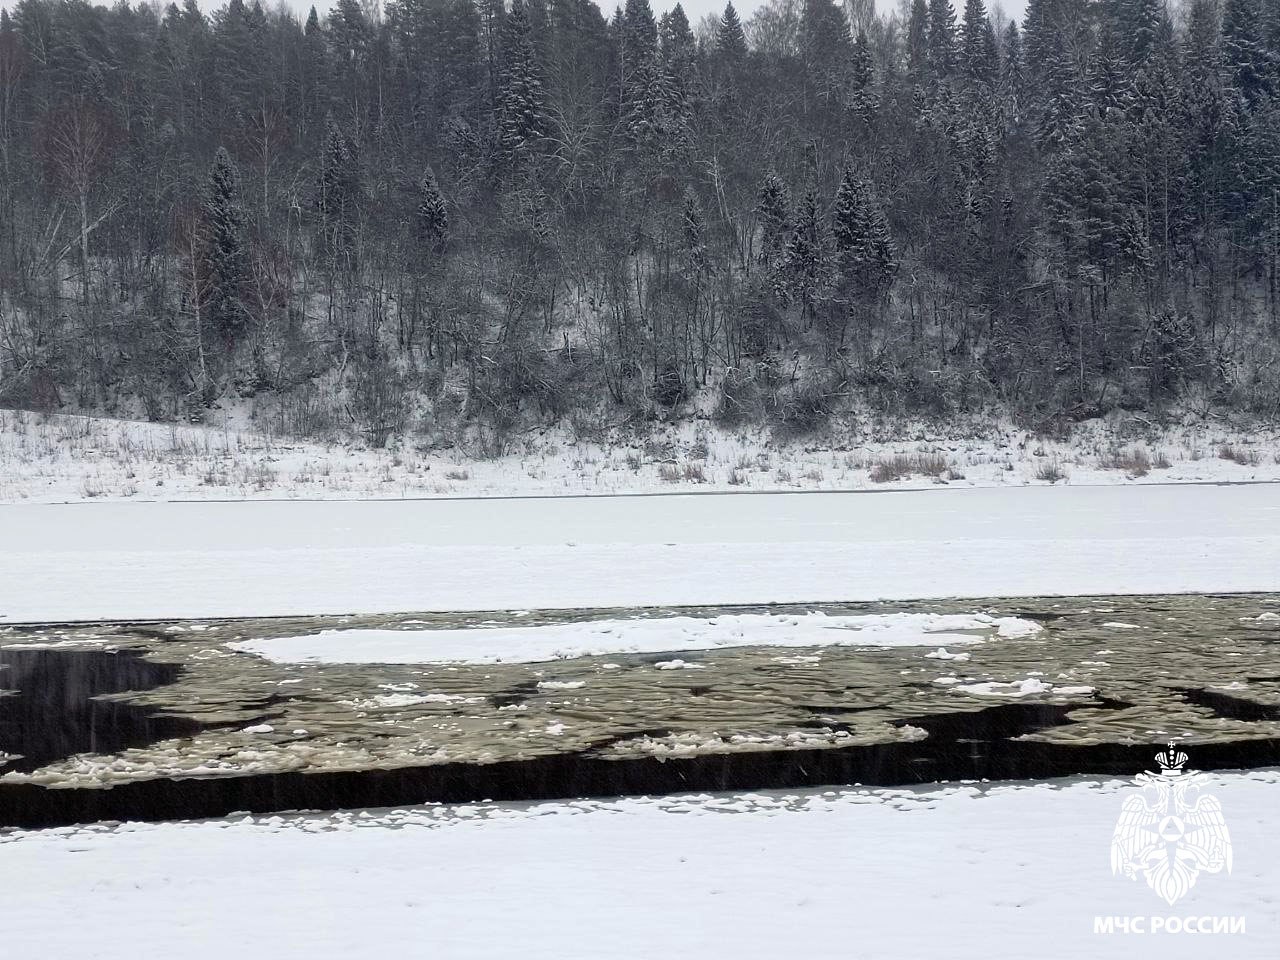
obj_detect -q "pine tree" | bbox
[660,4,696,133]
[783,187,828,322]
[317,115,360,265]
[717,2,747,67]
[955,115,997,222]
[832,168,896,297]
[1245,93,1280,285]
[213,0,255,120]
[1122,0,1162,69]
[416,167,449,253]
[849,29,876,120]
[1182,0,1235,245]
[202,147,249,349]
[300,6,327,132]
[926,0,957,80]
[959,0,996,88]
[1027,0,1090,151]
[1222,0,1270,107]
[682,186,707,274]
[1218,91,1255,225]
[327,0,370,56]
[1000,20,1023,99]
[1090,28,1130,116]
[1129,15,1186,279]
[326,0,371,114]
[622,0,657,87]
[981,17,999,84]
[1043,113,1131,276]
[318,115,356,220]
[620,0,661,154]
[800,0,854,103]
[497,0,547,161]
[623,49,667,158]
[441,0,486,124]
[907,0,929,79]
[1264,0,1280,89]
[1021,0,1051,79]
[757,172,792,269]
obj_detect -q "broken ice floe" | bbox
[226,612,1042,666]
[952,679,1094,698]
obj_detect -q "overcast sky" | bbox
[0,0,1031,33]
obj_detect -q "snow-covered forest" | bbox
[1,0,1279,445]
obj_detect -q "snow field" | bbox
[2,771,1275,959]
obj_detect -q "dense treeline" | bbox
[1,0,1279,442]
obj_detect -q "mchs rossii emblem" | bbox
[1110,742,1232,905]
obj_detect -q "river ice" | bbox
[3,485,1279,622]
[227,612,1041,665]
[2,770,1275,959]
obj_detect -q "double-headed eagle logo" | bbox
[1110,741,1233,906]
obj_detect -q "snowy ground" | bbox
[3,484,1279,622]
[3,408,1280,503]
[2,771,1275,959]
[227,612,1042,665]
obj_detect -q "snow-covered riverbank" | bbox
[4,408,1279,503]
[3,771,1275,959]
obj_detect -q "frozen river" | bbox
[3,484,1280,622]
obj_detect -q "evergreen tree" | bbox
[202,147,249,350]
[623,48,667,159]
[1028,0,1090,150]
[960,0,997,88]
[783,187,828,322]
[757,172,792,270]
[800,0,854,104]
[660,4,696,132]
[622,0,657,85]
[907,0,929,80]
[849,29,876,120]
[1021,0,1051,80]
[1121,0,1162,69]
[620,0,659,153]
[497,0,547,161]
[1090,27,1130,116]
[1245,93,1280,276]
[416,167,449,253]
[1128,14,1186,279]
[832,168,896,296]
[1264,0,1280,89]
[317,115,361,265]
[1001,20,1023,94]
[716,2,747,67]
[1222,0,1270,106]
[319,116,354,217]
[926,0,957,80]
[1043,113,1132,276]
[213,0,255,121]
[1182,0,1234,245]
